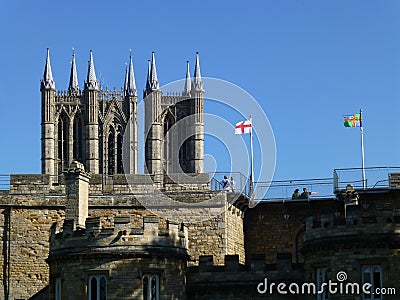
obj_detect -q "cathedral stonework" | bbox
[41,49,204,178]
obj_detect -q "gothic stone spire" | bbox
[85,50,98,90]
[42,48,55,90]
[124,63,128,93]
[124,51,137,97]
[68,49,79,94]
[149,51,159,90]
[183,60,191,95]
[192,52,203,91]
[145,59,151,92]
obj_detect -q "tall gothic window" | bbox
[99,126,103,175]
[73,114,83,162]
[116,132,123,174]
[58,113,69,172]
[179,139,189,173]
[163,114,174,174]
[316,267,327,300]
[88,275,107,300]
[143,274,159,300]
[55,277,61,300]
[107,128,115,175]
[362,266,382,300]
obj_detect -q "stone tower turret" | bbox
[83,50,99,174]
[144,52,163,176]
[41,48,56,176]
[190,52,204,173]
[123,51,138,174]
[68,50,79,95]
[143,52,205,176]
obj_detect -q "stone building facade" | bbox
[0,168,247,299]
[185,184,400,300]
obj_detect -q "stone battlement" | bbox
[189,253,302,273]
[187,253,304,298]
[303,203,400,251]
[49,216,188,260]
[55,93,81,102]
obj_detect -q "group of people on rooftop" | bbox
[220,176,319,198]
[292,188,318,199]
[222,175,235,192]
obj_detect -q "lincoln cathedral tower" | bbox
[40,49,204,177]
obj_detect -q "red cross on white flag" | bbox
[235,119,252,134]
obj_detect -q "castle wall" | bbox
[0,175,246,298]
[244,199,344,263]
[302,243,400,300]
[3,173,400,299]
[50,257,187,300]
[301,203,400,300]
[48,216,188,300]
[225,201,245,263]
[187,254,304,300]
[0,195,65,300]
[179,193,245,266]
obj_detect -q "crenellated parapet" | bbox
[48,216,188,261]
[55,90,82,100]
[189,253,302,274]
[187,253,304,299]
[302,204,400,252]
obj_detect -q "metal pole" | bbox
[249,116,254,198]
[360,108,366,189]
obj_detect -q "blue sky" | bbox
[0,0,399,182]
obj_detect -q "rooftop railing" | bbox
[333,167,400,191]
[209,171,250,196]
[253,177,334,202]
[2,167,399,202]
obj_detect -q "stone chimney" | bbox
[64,161,90,229]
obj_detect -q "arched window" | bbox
[73,114,83,162]
[55,277,61,300]
[362,265,382,299]
[116,132,123,174]
[90,277,97,299]
[163,114,174,174]
[58,113,69,172]
[107,128,115,175]
[316,268,327,300]
[88,275,107,300]
[179,138,189,173]
[143,274,159,300]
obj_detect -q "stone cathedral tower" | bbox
[144,52,204,175]
[41,49,204,177]
[41,49,138,176]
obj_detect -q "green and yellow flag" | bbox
[344,113,361,128]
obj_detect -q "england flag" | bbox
[235,119,252,134]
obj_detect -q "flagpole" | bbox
[360,108,366,189]
[249,115,254,197]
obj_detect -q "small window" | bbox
[143,274,159,300]
[88,275,107,300]
[316,267,327,300]
[55,277,62,300]
[362,266,382,300]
